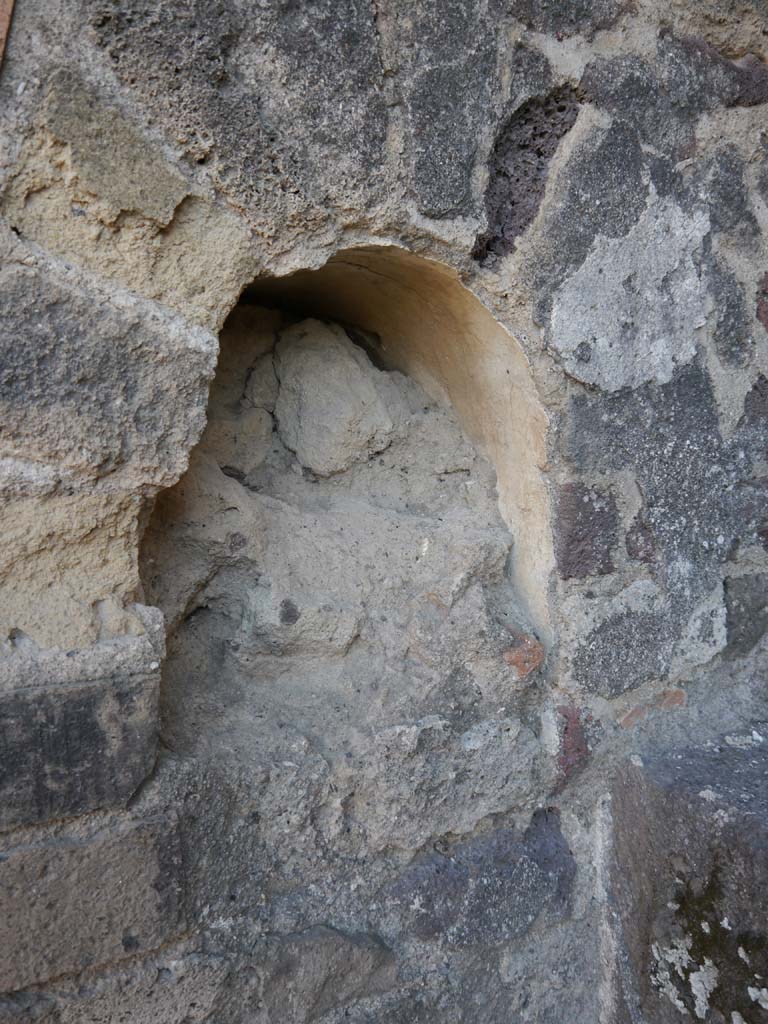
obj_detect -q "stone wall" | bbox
[0,1,767,1021]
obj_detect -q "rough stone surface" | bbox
[756,272,768,333]
[86,0,388,221]
[385,1,498,220]
[709,256,754,367]
[474,85,581,262]
[564,362,764,695]
[0,815,185,992]
[0,946,229,1024]
[0,242,215,488]
[274,319,405,476]
[625,511,657,565]
[724,574,768,658]
[0,0,767,1018]
[531,117,650,321]
[504,0,629,38]
[0,225,216,649]
[37,68,188,223]
[611,740,768,1022]
[2,72,257,330]
[555,482,618,579]
[381,810,575,947]
[568,582,675,697]
[406,46,495,219]
[223,927,397,1023]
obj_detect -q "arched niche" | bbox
[245,245,553,640]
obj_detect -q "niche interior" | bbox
[140,245,551,769]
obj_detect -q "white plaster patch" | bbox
[690,959,718,1019]
[650,940,723,1020]
[549,197,710,391]
[725,732,764,749]
[561,578,665,638]
[651,937,692,1013]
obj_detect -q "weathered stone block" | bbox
[582,37,768,162]
[556,703,593,783]
[741,373,768,427]
[757,274,768,333]
[0,616,162,828]
[381,810,575,948]
[0,247,215,488]
[2,68,258,331]
[41,68,188,223]
[0,225,216,648]
[724,574,768,658]
[611,740,768,1021]
[232,927,397,1023]
[0,490,148,650]
[625,509,656,563]
[0,944,227,1023]
[706,146,758,238]
[570,593,672,698]
[0,669,157,829]
[377,1,496,220]
[474,85,580,262]
[88,0,387,218]
[0,815,185,992]
[532,119,648,318]
[506,0,628,39]
[563,364,757,692]
[274,319,403,476]
[407,57,494,219]
[555,482,618,579]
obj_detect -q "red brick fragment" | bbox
[655,688,686,710]
[502,631,545,678]
[619,688,687,728]
[556,704,590,782]
[619,705,648,730]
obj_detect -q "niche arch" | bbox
[245,244,553,639]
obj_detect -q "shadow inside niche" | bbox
[242,246,553,637]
